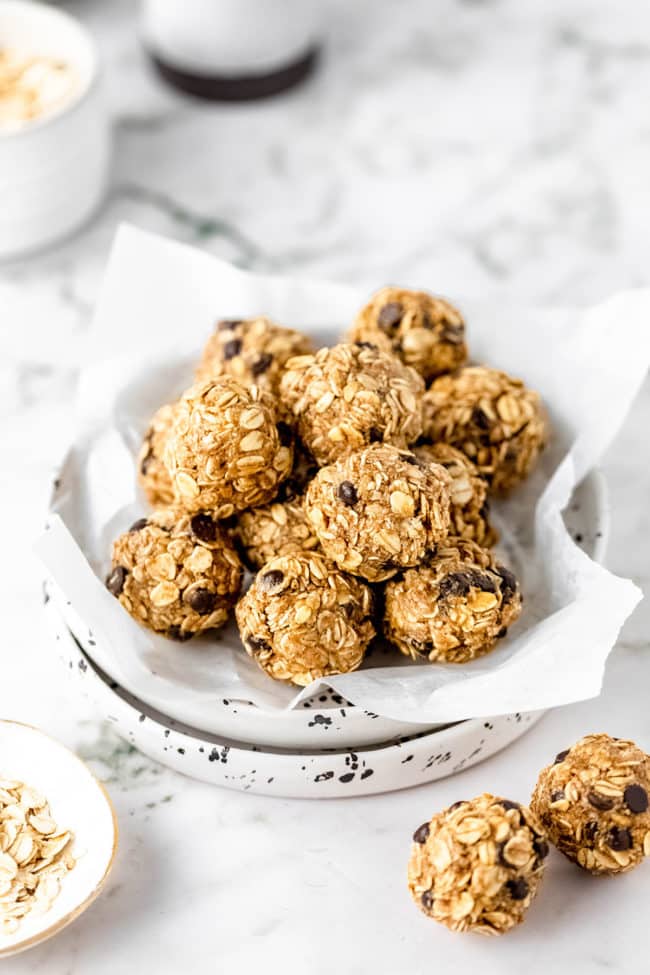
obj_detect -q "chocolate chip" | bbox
[448,801,465,811]
[584,821,598,842]
[551,790,565,803]
[106,566,127,596]
[355,341,378,351]
[129,518,149,532]
[441,323,465,345]
[420,889,434,910]
[588,792,615,811]
[413,823,430,844]
[607,827,633,851]
[402,453,420,466]
[496,565,517,604]
[337,481,358,506]
[497,627,508,639]
[554,749,570,764]
[377,302,404,330]
[246,635,271,653]
[624,784,648,813]
[185,588,217,614]
[276,421,293,446]
[533,837,549,860]
[506,878,529,901]
[251,352,273,375]
[140,451,153,475]
[168,625,193,642]
[500,799,521,811]
[216,319,242,331]
[191,513,217,543]
[368,426,383,443]
[438,569,497,600]
[223,338,242,359]
[472,406,491,430]
[259,569,285,593]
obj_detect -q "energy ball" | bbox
[530,734,650,875]
[413,443,497,547]
[137,402,177,507]
[422,366,547,495]
[304,444,451,583]
[280,342,424,466]
[106,508,243,640]
[384,537,521,663]
[349,286,467,382]
[164,377,293,517]
[408,794,548,935]
[195,316,314,396]
[235,551,375,686]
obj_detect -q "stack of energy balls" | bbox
[106,287,547,686]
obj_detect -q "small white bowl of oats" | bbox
[0,721,118,958]
[0,1,111,260]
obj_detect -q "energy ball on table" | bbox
[304,444,451,583]
[235,551,375,686]
[164,377,293,517]
[195,316,314,396]
[413,443,497,547]
[137,401,177,507]
[384,537,521,663]
[280,342,424,466]
[349,286,467,382]
[422,366,547,495]
[530,734,650,875]
[408,794,548,935]
[106,508,243,641]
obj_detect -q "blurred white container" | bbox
[142,0,320,100]
[0,1,111,260]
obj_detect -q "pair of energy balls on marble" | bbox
[408,734,650,936]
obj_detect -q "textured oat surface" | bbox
[235,551,375,685]
[413,443,497,547]
[422,366,547,494]
[164,377,293,516]
[0,778,76,935]
[408,794,548,935]
[280,342,424,465]
[305,443,451,582]
[531,733,650,875]
[384,536,521,662]
[195,316,314,396]
[137,401,177,507]
[349,286,467,381]
[106,507,243,639]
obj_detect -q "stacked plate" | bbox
[45,472,607,798]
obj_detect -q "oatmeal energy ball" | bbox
[235,551,375,686]
[349,286,467,382]
[408,794,548,935]
[137,401,177,507]
[106,508,243,640]
[384,536,521,663]
[422,366,547,495]
[196,316,314,395]
[164,377,293,517]
[531,734,650,875]
[280,342,424,466]
[413,443,497,547]
[305,444,451,583]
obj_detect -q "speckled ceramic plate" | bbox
[0,722,118,958]
[47,599,547,797]
[47,469,608,752]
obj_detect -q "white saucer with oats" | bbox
[0,721,117,958]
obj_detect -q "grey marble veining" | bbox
[1,0,649,971]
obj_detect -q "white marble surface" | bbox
[2,0,650,971]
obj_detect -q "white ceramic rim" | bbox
[0,0,100,141]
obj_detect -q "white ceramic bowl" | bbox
[0,1,110,260]
[0,721,118,958]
